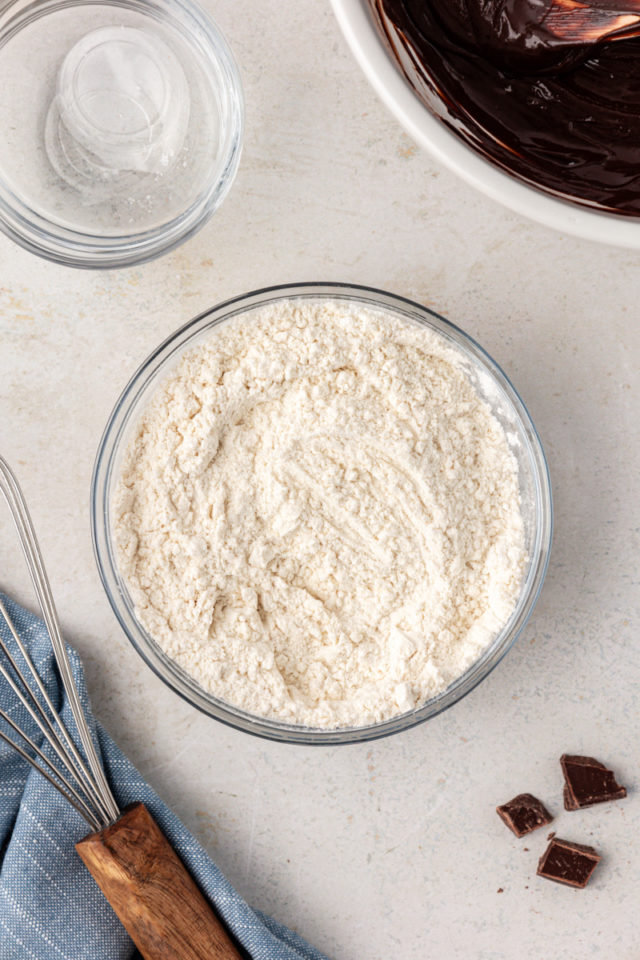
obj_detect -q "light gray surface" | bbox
[0,2,638,957]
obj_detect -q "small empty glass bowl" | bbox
[92,283,552,744]
[0,0,243,268]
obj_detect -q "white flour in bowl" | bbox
[114,299,526,728]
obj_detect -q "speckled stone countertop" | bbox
[0,2,638,957]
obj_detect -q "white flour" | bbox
[114,299,526,728]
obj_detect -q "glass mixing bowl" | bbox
[0,0,243,268]
[91,283,552,744]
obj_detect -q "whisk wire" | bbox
[0,706,102,830]
[0,455,120,828]
[0,592,114,827]
[11,494,120,823]
[0,654,104,826]
[0,601,107,827]
[0,724,101,828]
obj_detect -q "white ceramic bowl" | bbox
[331,0,640,248]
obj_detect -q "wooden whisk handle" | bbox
[76,802,245,960]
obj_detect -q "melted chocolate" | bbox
[371,0,640,214]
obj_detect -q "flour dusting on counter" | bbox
[114,299,526,728]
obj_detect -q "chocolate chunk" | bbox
[563,783,579,811]
[496,793,553,838]
[561,755,627,810]
[537,838,601,888]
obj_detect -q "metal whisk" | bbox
[0,455,119,831]
[0,455,243,960]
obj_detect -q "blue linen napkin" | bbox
[0,594,329,960]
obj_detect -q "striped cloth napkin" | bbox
[0,594,328,960]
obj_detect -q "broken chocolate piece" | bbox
[561,755,627,810]
[496,793,553,838]
[537,837,601,888]
[563,783,579,811]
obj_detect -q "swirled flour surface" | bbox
[115,299,526,728]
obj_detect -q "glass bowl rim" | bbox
[91,281,553,744]
[0,0,244,269]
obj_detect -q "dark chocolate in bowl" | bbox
[370,0,640,216]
